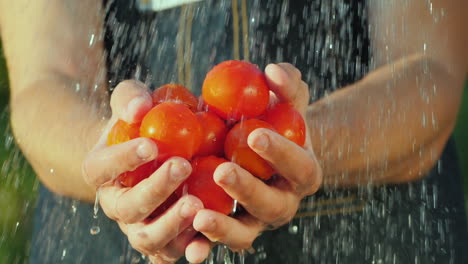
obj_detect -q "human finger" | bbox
[264,63,309,112]
[127,195,203,256]
[213,162,298,225]
[193,210,262,252]
[248,128,322,196]
[149,227,199,264]
[99,157,191,223]
[82,137,157,187]
[185,235,213,264]
[110,79,153,123]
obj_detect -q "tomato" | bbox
[176,156,234,215]
[148,192,179,219]
[140,102,203,162]
[194,112,229,157]
[107,119,140,146]
[107,119,157,187]
[152,84,199,112]
[224,119,276,180]
[261,103,306,147]
[117,161,159,187]
[202,60,270,121]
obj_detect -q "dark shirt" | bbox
[30,0,468,263]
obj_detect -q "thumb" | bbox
[265,63,309,113]
[110,80,153,123]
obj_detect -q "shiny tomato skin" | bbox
[202,60,270,121]
[261,103,306,147]
[140,102,203,162]
[176,156,234,215]
[152,84,199,112]
[107,119,140,146]
[194,112,229,157]
[107,119,157,187]
[118,161,159,187]
[224,119,276,180]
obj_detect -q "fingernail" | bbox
[124,95,151,121]
[202,216,216,232]
[171,161,190,181]
[219,168,237,185]
[180,203,196,218]
[136,142,153,160]
[251,133,269,152]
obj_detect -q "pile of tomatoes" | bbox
[107,60,306,216]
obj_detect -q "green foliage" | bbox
[0,40,38,264]
[453,81,468,209]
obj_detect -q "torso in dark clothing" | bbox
[30,0,468,263]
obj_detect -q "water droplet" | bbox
[288,224,299,234]
[75,83,81,93]
[61,249,67,260]
[90,226,100,235]
[89,34,95,46]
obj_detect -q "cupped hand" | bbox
[82,80,205,264]
[183,63,323,263]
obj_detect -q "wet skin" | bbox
[82,64,322,263]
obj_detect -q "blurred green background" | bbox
[0,41,467,262]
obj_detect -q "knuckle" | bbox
[291,67,302,80]
[128,230,151,254]
[141,181,168,204]
[267,203,289,224]
[301,158,322,195]
[113,80,146,95]
[127,227,164,255]
[114,190,133,222]
[122,148,140,172]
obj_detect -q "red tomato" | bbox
[140,102,203,162]
[224,119,276,180]
[176,156,234,215]
[148,192,179,219]
[107,119,140,146]
[261,103,306,147]
[202,60,270,121]
[107,119,157,187]
[194,112,229,157]
[117,161,159,187]
[152,84,199,112]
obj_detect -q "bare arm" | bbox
[0,0,109,201]
[308,0,467,186]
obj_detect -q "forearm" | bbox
[1,0,108,201]
[309,54,465,187]
[10,76,109,201]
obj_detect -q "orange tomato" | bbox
[262,103,306,147]
[224,119,276,180]
[194,112,229,157]
[140,102,203,162]
[176,156,234,215]
[107,119,140,146]
[152,84,199,112]
[107,119,157,187]
[202,60,270,121]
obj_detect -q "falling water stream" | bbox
[0,0,467,263]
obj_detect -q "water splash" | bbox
[90,188,101,235]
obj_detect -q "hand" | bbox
[182,63,323,263]
[82,80,205,264]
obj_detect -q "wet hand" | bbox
[184,63,323,263]
[82,80,204,263]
